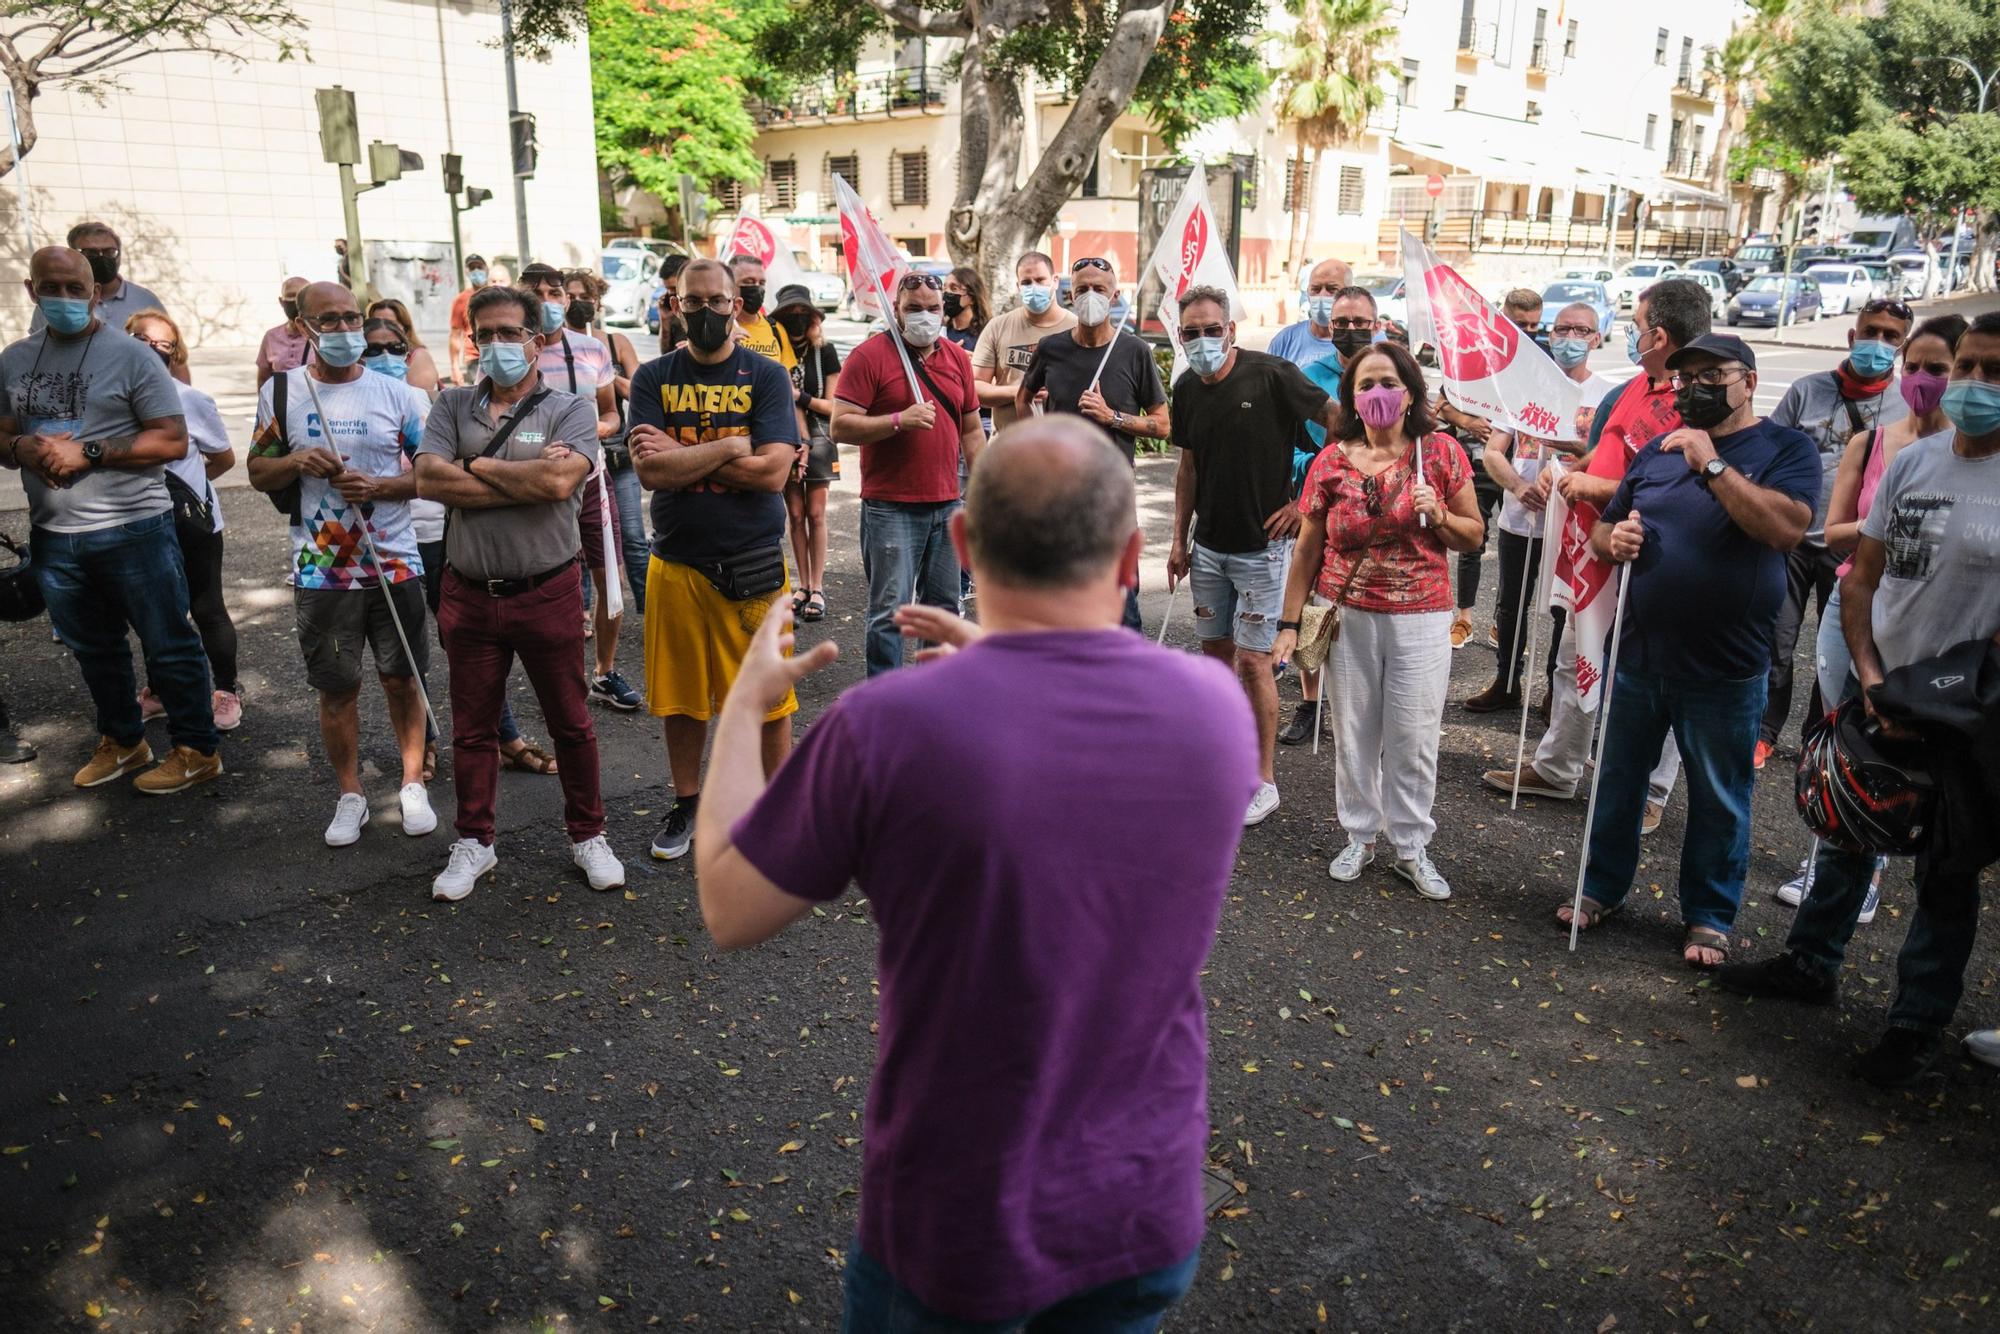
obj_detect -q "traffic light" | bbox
[510,112,537,179]
[464,187,493,209]
[443,152,464,197]
[369,141,422,183]
[1801,200,1823,239]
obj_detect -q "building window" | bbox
[1399,58,1419,104]
[1655,28,1668,66]
[1284,156,1314,212]
[1081,148,1101,198]
[1564,18,1578,58]
[889,150,928,207]
[764,158,797,211]
[1678,36,1694,86]
[824,152,859,199]
[1692,124,1707,155]
[1240,156,1261,210]
[1667,115,1684,160]
[1530,8,1548,67]
[1452,83,1468,110]
[1336,165,1365,216]
[712,177,744,212]
[1643,115,1658,150]
[1458,0,1478,50]
[1525,100,1541,124]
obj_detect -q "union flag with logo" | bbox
[718,215,811,301]
[1541,459,1619,711]
[1146,171,1244,381]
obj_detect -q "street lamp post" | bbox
[1934,55,1999,296]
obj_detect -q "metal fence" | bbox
[751,67,951,127]
[1377,211,1732,260]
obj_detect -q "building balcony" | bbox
[1377,209,1730,261]
[1366,100,1402,135]
[1527,40,1559,76]
[751,66,951,129]
[1666,151,1711,182]
[1457,19,1498,60]
[1672,72,1716,103]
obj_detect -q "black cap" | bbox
[771,284,814,314]
[1666,332,1756,372]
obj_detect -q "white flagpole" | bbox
[1088,301,1133,391]
[1155,517,1194,646]
[1510,473,1556,810]
[1568,560,1633,952]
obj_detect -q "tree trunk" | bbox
[1708,88,1738,198]
[1298,145,1324,278]
[1284,124,1309,279]
[0,72,39,178]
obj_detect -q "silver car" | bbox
[599,249,662,328]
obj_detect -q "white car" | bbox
[1888,250,1937,300]
[1607,259,1680,310]
[792,249,846,312]
[1804,263,1873,317]
[599,248,662,327]
[1356,274,1407,326]
[1682,269,1729,319]
[1560,267,1615,284]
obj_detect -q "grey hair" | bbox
[965,417,1136,590]
[1177,284,1232,317]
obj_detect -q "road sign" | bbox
[1425,175,1445,199]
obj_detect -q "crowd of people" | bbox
[4,221,1999,1329]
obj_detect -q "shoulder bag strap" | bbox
[1841,393,1866,438]
[907,346,951,415]
[480,389,554,460]
[560,333,578,394]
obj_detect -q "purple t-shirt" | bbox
[731,629,1257,1319]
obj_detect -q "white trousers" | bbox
[1328,607,1452,858]
[1533,620,1681,803]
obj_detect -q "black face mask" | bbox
[775,313,812,347]
[738,284,765,315]
[566,299,595,328]
[1674,381,1737,431]
[280,298,301,321]
[686,306,733,353]
[88,253,121,285]
[942,293,964,319]
[1331,328,1374,360]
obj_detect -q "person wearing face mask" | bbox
[448,254,489,385]
[1164,286,1340,826]
[1,245,217,793]
[569,267,651,619]
[725,254,798,378]
[413,283,623,900]
[257,276,312,387]
[625,258,803,863]
[1462,301,1615,716]
[972,251,1075,431]
[1723,312,2000,1087]
[1273,344,1486,901]
[366,300,442,394]
[831,271,984,677]
[1755,299,1916,769]
[247,281,437,848]
[771,285,841,622]
[1562,333,1820,970]
[34,223,171,342]
[1267,258,1356,371]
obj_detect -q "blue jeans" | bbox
[842,1242,1199,1334]
[861,499,961,677]
[609,459,649,615]
[1189,540,1288,652]
[34,510,218,754]
[1583,668,1765,934]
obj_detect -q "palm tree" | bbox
[1705,1,1791,207]
[1272,0,1397,276]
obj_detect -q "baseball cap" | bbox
[1666,332,1756,372]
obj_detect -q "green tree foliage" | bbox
[1271,0,1394,272]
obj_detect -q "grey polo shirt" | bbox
[417,380,599,581]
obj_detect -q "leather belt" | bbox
[451,558,576,598]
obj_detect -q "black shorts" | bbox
[294,581,429,692]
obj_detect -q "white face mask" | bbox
[900,309,943,347]
[1074,290,1112,327]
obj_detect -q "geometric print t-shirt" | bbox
[251,365,428,589]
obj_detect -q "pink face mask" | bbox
[1900,368,1948,417]
[1355,384,1406,430]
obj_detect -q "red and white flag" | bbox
[1542,459,1618,711]
[1400,229,1580,442]
[1145,170,1244,381]
[831,173,907,318]
[718,215,810,301]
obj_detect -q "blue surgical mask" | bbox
[1186,336,1228,376]
[1551,337,1591,369]
[1370,330,1388,344]
[316,330,366,367]
[1307,295,1335,327]
[467,268,488,288]
[1020,283,1053,315]
[1626,324,1647,365]
[480,341,534,387]
[37,296,92,336]
[541,301,567,334]
[1941,380,2000,438]
[366,353,408,381]
[1848,338,1896,379]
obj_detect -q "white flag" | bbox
[1145,171,1244,382]
[1542,459,1619,712]
[719,216,811,303]
[1400,229,1581,442]
[831,173,909,319]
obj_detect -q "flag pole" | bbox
[1568,560,1633,952]
[1088,301,1133,392]
[867,266,925,404]
[1510,468,1557,810]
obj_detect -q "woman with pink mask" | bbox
[1272,343,1485,902]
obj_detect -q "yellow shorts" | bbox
[643,556,798,723]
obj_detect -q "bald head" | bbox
[29,245,93,290]
[299,280,357,323]
[281,275,309,300]
[1306,258,1353,296]
[964,417,1136,590]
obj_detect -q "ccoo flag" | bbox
[1400,228,1581,442]
[1541,459,1619,712]
[718,215,811,302]
[831,173,908,318]
[1146,170,1244,382]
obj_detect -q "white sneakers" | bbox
[1244,782,1281,827]
[572,835,626,891]
[1329,840,1452,900]
[1328,840,1375,881]
[1963,1029,2000,1070]
[325,793,370,847]
[400,783,437,836]
[433,838,498,901]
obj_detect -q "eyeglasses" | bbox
[308,311,364,331]
[1671,367,1747,389]
[471,325,536,345]
[675,295,736,314]
[135,336,177,355]
[363,342,411,358]
[1178,323,1227,341]
[77,245,119,259]
[1550,323,1598,337]
[897,273,942,291]
[1861,299,1914,320]
[1328,317,1374,331]
[1071,257,1112,273]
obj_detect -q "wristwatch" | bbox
[1278,619,1301,633]
[1697,458,1730,489]
[81,439,104,468]
[1112,411,1125,431]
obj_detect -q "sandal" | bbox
[1683,927,1730,970]
[1556,896,1618,932]
[500,742,559,776]
[800,589,826,622]
[792,586,811,615]
[422,741,438,784]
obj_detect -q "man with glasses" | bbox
[627,257,802,863]
[972,251,1075,431]
[1165,285,1340,825]
[248,282,437,847]
[1755,297,1915,770]
[1562,333,1820,970]
[831,269,983,676]
[413,283,624,900]
[1268,258,1357,371]
[2,245,216,793]
[1018,256,1167,630]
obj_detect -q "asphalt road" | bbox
[3,349,1998,1331]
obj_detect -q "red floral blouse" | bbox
[1301,431,1473,615]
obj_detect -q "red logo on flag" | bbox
[1424,264,1518,382]
[1174,206,1207,298]
[733,219,777,266]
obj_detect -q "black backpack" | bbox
[263,370,303,524]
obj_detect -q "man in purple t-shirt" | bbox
[693,416,1259,1326]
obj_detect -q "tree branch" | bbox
[858,0,971,38]
[1014,0,1171,216]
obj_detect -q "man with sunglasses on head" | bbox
[1018,256,1168,630]
[413,283,624,901]
[249,282,436,847]
[1267,258,1356,371]
[1755,297,1914,769]
[831,269,983,676]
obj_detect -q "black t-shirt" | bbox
[1171,350,1331,554]
[629,346,800,563]
[1019,330,1166,462]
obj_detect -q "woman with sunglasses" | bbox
[365,299,442,394]
[1272,343,1484,901]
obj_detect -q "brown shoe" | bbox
[74,735,152,788]
[1480,762,1577,800]
[1463,682,1521,714]
[133,744,222,795]
[1641,801,1664,836]
[1449,615,1474,650]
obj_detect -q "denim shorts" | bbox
[1190,540,1290,653]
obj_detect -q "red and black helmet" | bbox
[1795,698,1936,857]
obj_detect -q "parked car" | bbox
[1608,259,1679,309]
[793,249,846,312]
[1803,262,1873,317]
[645,279,665,337]
[1727,274,1822,327]
[1356,273,1407,325]
[1538,280,1616,337]
[1888,249,1938,300]
[1786,245,1844,273]
[1856,261,1899,302]
[1845,214,1920,262]
[599,248,662,328]
[1731,242,1782,280]
[1558,267,1616,284]
[604,237,684,260]
[1687,255,1749,295]
[1681,269,1730,319]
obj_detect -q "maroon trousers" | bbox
[437,565,603,844]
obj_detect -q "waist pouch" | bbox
[603,439,633,469]
[692,545,786,601]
